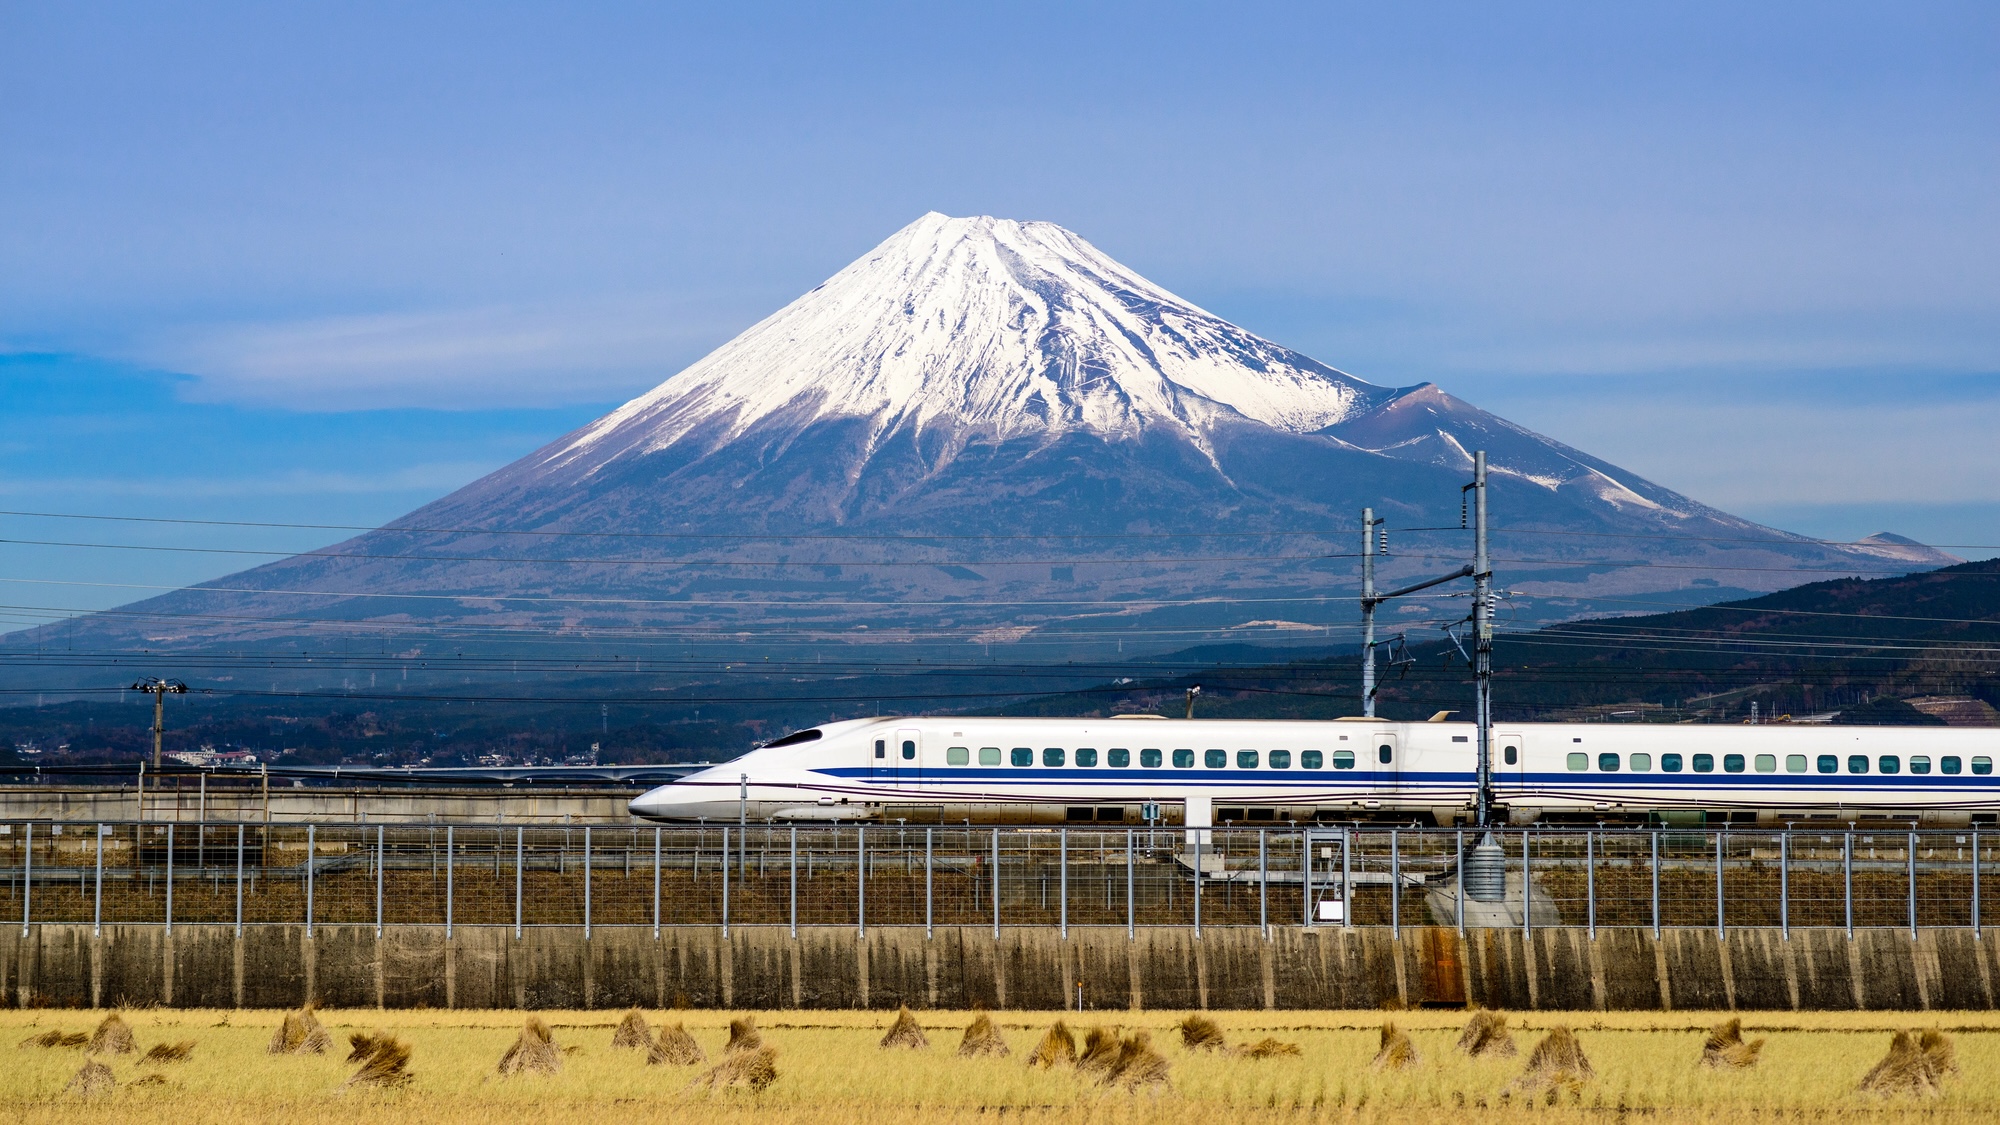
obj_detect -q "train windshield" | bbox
[761,728,823,748]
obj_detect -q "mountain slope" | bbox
[4,213,1959,670]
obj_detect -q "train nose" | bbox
[628,783,738,821]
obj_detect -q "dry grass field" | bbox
[7,1007,2000,1123]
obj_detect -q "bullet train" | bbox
[628,715,2000,828]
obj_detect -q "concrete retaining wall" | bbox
[5,924,1997,1011]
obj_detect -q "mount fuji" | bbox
[11,213,1957,665]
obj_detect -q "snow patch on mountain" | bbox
[554,213,1388,470]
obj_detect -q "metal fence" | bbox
[2,822,1994,936]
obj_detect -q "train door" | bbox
[871,734,891,784]
[1373,731,1400,793]
[896,727,922,787]
[1497,731,1525,799]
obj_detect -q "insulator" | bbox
[1377,528,1388,555]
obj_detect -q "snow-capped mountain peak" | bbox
[556,213,1388,468]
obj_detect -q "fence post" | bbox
[19,822,29,935]
[789,827,798,939]
[1192,830,1202,938]
[375,825,384,939]
[1303,827,1313,927]
[856,825,866,938]
[444,825,453,940]
[165,823,174,936]
[1258,829,1268,939]
[93,823,103,937]
[1521,830,1531,943]
[305,824,315,938]
[925,827,934,940]
[721,827,730,938]
[1455,828,1464,934]
[1059,828,1068,940]
[235,825,244,939]
[1908,830,1918,938]
[1780,831,1790,941]
[1844,831,1854,939]
[652,827,662,939]
[514,826,523,940]
[1390,829,1400,940]
[1340,829,1352,931]
[1716,830,1725,939]
[1585,830,1594,940]
[1126,828,1135,940]
[583,826,592,940]
[1650,830,1660,939]
[1975,829,1982,939]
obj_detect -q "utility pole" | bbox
[1360,508,1381,717]
[1469,451,1494,828]
[128,678,188,770]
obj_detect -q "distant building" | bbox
[1907,697,2000,727]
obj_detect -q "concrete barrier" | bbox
[5,924,1997,1010]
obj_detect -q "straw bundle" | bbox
[344,1034,414,1089]
[1236,1037,1303,1059]
[497,1016,563,1077]
[1100,1031,1171,1093]
[1506,1026,1594,1101]
[1858,1029,1956,1098]
[1077,1026,1122,1075]
[141,1040,195,1065]
[87,1012,136,1056]
[612,1009,654,1051]
[957,1013,1010,1058]
[725,1015,763,1053]
[268,1006,332,1055]
[683,1044,779,1093]
[63,1059,115,1098]
[1371,1022,1420,1071]
[648,1022,707,1066]
[18,1030,87,1049]
[1700,1018,1764,1070]
[1178,1014,1227,1053]
[1028,1021,1077,1069]
[880,1006,930,1050]
[1455,1009,1517,1059]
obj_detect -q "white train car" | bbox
[629,715,2000,827]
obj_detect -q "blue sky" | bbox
[3,2,1997,613]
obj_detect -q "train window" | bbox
[1755,754,1776,773]
[1331,750,1355,769]
[1598,753,1620,772]
[1693,754,1715,773]
[1567,753,1588,771]
[1629,753,1651,771]
[1504,745,1518,765]
[1975,757,1993,775]
[1662,754,1683,772]
[1942,756,1963,775]
[1044,747,1066,767]
[1879,755,1900,774]
[1011,747,1032,767]
[1237,750,1258,769]
[902,740,916,760]
[1817,755,1838,774]
[1205,749,1227,769]
[1076,748,1098,767]
[1378,743,1394,764]
[1300,750,1323,769]
[875,740,886,759]
[1173,749,1194,768]
[979,747,1002,766]
[947,746,969,765]
[1108,748,1130,768]
[1269,750,1292,769]
[1910,756,1931,775]
[1141,748,1162,768]
[1847,755,1869,774]
[1724,754,1745,773]
[1786,754,1807,773]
